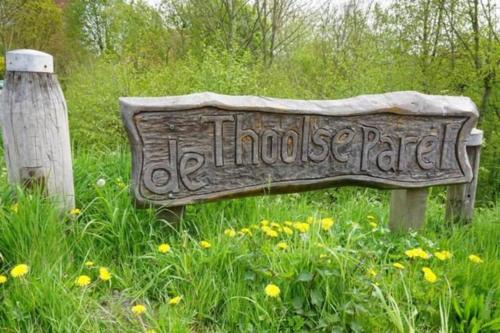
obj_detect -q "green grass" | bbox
[0,149,498,332]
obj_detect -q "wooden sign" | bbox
[120,92,477,207]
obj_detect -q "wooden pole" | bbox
[389,188,428,232]
[445,128,483,224]
[1,49,75,212]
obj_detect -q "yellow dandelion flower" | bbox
[320,218,335,231]
[264,283,280,298]
[158,243,171,253]
[131,304,146,315]
[293,222,309,233]
[0,275,7,284]
[270,223,282,232]
[307,216,314,224]
[367,215,376,222]
[284,221,293,227]
[84,261,95,267]
[282,226,293,236]
[75,275,91,287]
[238,228,252,236]
[264,229,279,238]
[200,241,211,249]
[260,219,270,226]
[434,251,452,261]
[405,247,430,259]
[99,267,111,281]
[10,203,18,213]
[369,222,378,229]
[224,228,237,237]
[392,262,405,270]
[468,254,483,264]
[169,296,182,305]
[69,208,81,216]
[10,264,29,278]
[367,268,377,277]
[276,242,288,250]
[422,267,437,283]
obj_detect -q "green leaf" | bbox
[296,271,313,282]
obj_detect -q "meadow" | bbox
[1,0,499,331]
[0,149,498,332]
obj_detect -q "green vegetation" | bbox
[0,151,498,332]
[0,0,498,331]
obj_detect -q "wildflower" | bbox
[99,267,111,281]
[10,203,18,213]
[276,242,288,250]
[270,222,282,231]
[422,267,437,283]
[238,228,252,236]
[282,226,293,236]
[369,222,378,229]
[158,243,171,253]
[0,275,7,284]
[75,275,91,287]
[392,262,405,270]
[320,218,334,231]
[264,229,279,238]
[96,178,106,187]
[293,222,309,233]
[283,221,293,227]
[405,248,430,259]
[434,251,452,261]
[367,268,377,277]
[69,208,81,217]
[367,215,376,222]
[84,261,95,267]
[260,219,270,226]
[264,283,280,298]
[169,296,182,305]
[200,241,211,249]
[10,264,29,278]
[307,216,314,224]
[131,304,146,315]
[468,254,483,264]
[224,228,236,237]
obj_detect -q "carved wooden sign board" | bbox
[120,92,478,208]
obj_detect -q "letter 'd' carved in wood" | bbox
[120,92,478,207]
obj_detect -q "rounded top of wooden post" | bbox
[467,128,483,146]
[6,49,53,73]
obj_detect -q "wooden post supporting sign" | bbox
[445,128,483,224]
[1,49,75,212]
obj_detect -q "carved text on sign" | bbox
[121,92,477,207]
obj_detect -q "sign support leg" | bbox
[389,188,429,232]
[445,129,483,224]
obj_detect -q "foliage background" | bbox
[1,0,498,203]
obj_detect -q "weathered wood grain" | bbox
[120,92,478,208]
[1,50,74,212]
[445,128,483,224]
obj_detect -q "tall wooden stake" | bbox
[1,49,75,212]
[445,128,483,224]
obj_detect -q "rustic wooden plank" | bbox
[445,128,483,224]
[1,50,75,212]
[120,92,478,208]
[389,188,429,231]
